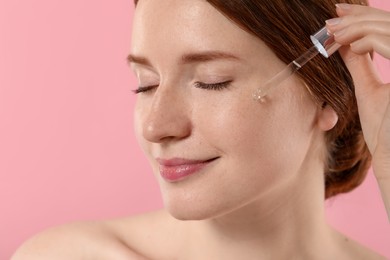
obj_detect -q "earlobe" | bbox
[317,104,338,131]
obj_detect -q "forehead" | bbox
[131,0,274,63]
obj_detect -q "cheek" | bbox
[195,88,316,173]
[194,95,283,155]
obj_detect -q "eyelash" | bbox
[132,85,157,94]
[132,80,232,94]
[194,80,232,91]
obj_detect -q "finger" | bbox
[339,48,388,155]
[350,35,390,59]
[326,5,390,33]
[338,47,383,99]
[326,20,390,51]
[335,3,390,19]
[332,21,390,44]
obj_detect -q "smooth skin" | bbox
[12,3,390,260]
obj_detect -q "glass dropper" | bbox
[253,26,341,102]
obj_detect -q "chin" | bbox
[166,205,219,221]
[157,168,264,221]
[162,193,242,221]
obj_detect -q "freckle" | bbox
[344,237,349,243]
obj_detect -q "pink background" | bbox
[0,0,389,259]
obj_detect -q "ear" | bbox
[316,103,338,131]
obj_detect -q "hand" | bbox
[326,3,390,221]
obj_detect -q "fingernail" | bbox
[326,18,342,26]
[336,3,351,10]
[333,28,346,37]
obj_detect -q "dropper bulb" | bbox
[310,26,341,58]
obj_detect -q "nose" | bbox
[141,87,192,143]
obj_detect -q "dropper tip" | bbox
[252,89,267,103]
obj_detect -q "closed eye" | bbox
[194,80,232,91]
[132,85,158,94]
[132,80,232,94]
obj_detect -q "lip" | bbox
[157,157,218,182]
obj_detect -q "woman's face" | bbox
[131,0,323,220]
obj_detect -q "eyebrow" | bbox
[127,51,241,66]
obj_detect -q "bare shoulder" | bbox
[11,221,147,260]
[104,209,184,260]
[345,239,387,260]
[333,230,387,260]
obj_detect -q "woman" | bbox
[12,0,390,259]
